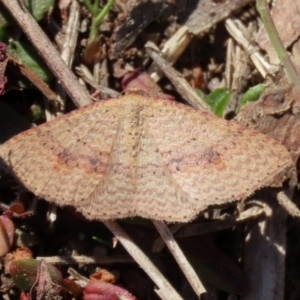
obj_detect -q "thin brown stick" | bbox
[276,190,300,218]
[0,0,92,107]
[145,43,211,112]
[7,54,58,102]
[55,0,81,115]
[148,26,192,82]
[256,0,300,93]
[76,65,119,98]
[103,221,184,300]
[152,220,207,296]
[36,255,133,265]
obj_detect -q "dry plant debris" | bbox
[0,0,300,299]
[257,0,300,65]
[236,85,300,163]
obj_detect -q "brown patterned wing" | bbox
[0,93,292,222]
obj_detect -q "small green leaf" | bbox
[206,88,231,117]
[7,40,53,82]
[25,0,54,22]
[83,0,115,45]
[238,84,265,111]
[30,259,61,299]
[9,259,62,291]
[0,0,54,42]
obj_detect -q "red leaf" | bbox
[84,281,137,300]
[0,215,15,256]
[122,70,173,100]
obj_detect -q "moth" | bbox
[0,92,292,222]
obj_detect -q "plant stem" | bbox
[152,220,207,297]
[103,220,184,300]
[256,0,300,92]
[82,0,98,16]
[0,0,92,107]
[88,0,115,44]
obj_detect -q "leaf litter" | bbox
[0,0,299,299]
